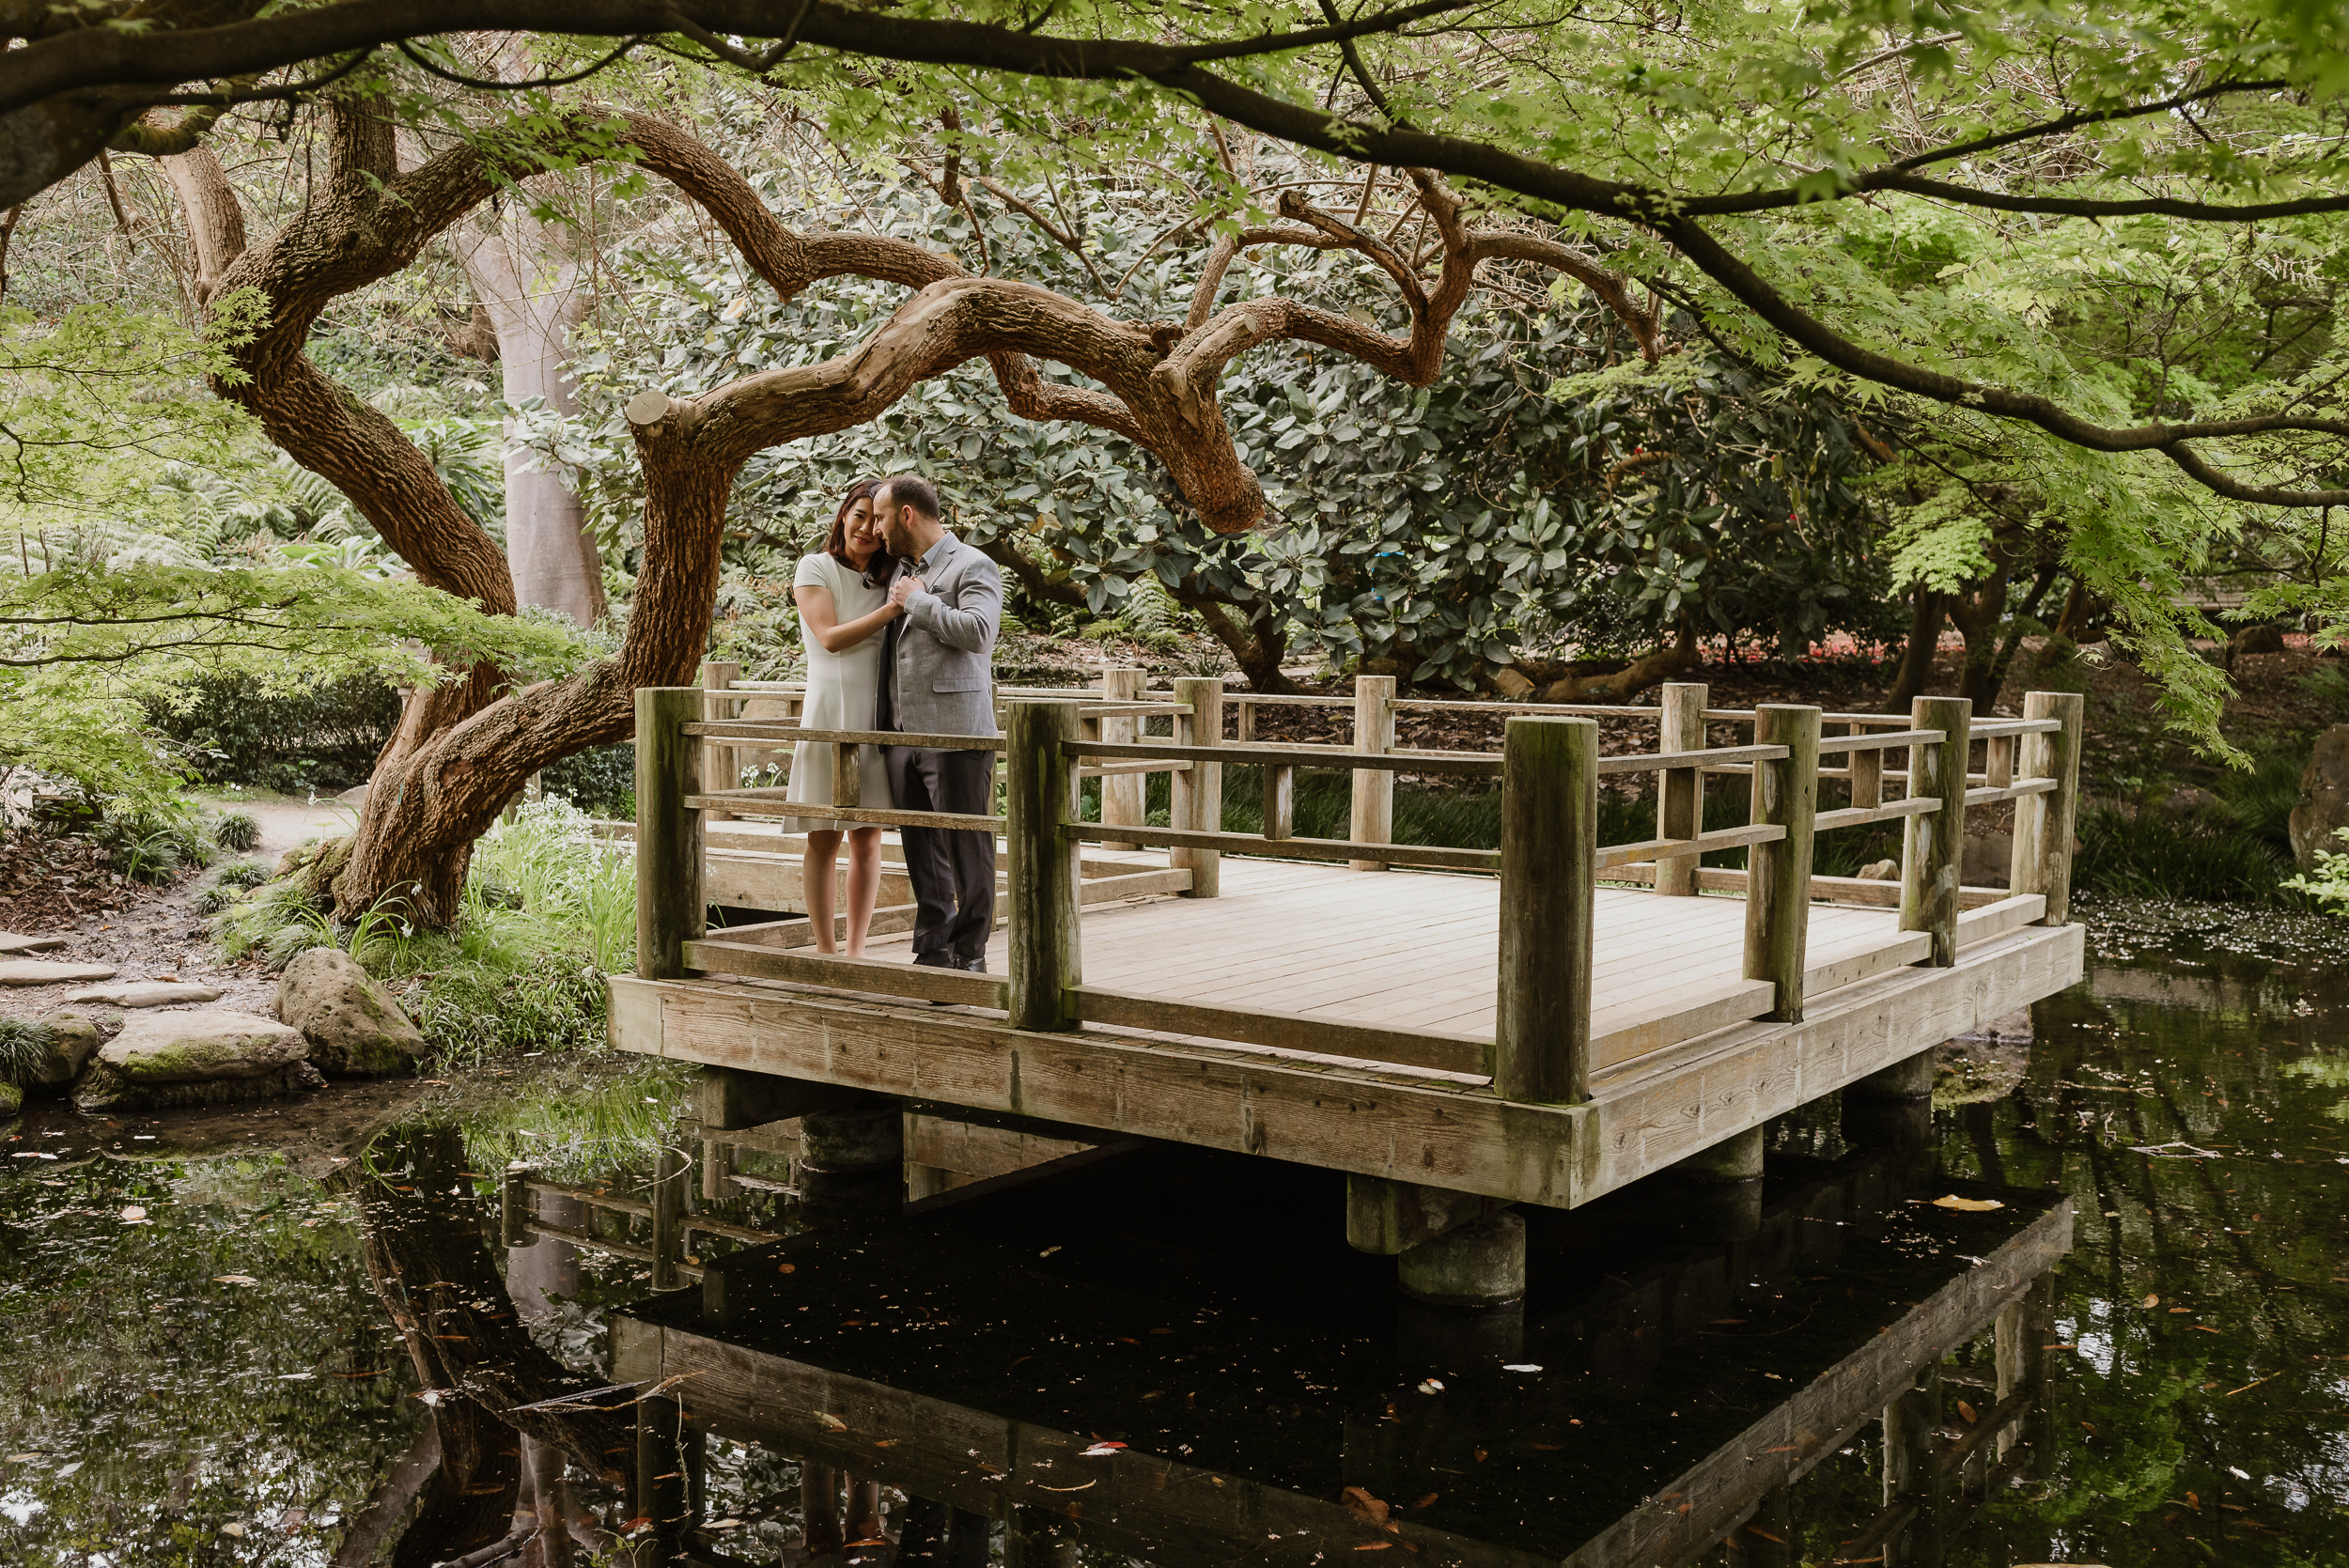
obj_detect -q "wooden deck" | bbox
[613,673,2087,1225]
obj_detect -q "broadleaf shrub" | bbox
[145,675,401,793]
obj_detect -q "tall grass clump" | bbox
[214,800,635,1063]
[2075,753,2312,907]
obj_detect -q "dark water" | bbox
[3,905,2347,1565]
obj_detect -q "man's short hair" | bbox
[878,474,941,520]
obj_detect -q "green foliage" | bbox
[210,811,260,852]
[143,673,403,794]
[2286,830,2349,911]
[2078,805,2308,906]
[540,741,636,817]
[0,1017,54,1084]
[87,800,212,885]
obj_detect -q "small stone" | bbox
[73,1058,319,1112]
[0,959,118,986]
[1856,859,1898,881]
[101,1010,309,1083]
[0,932,68,955]
[61,982,226,1009]
[275,948,425,1076]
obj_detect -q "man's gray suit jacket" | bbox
[882,533,1003,738]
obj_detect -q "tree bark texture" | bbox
[156,101,1664,921]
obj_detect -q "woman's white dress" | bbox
[780,551,894,832]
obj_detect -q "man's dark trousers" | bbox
[884,744,996,965]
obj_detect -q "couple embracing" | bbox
[781,475,1002,972]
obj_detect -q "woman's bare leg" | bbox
[845,827,884,957]
[804,830,842,953]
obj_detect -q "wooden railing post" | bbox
[2010,690,2083,924]
[499,1163,537,1249]
[699,660,739,820]
[1262,762,1297,840]
[1171,676,1225,897]
[635,687,705,980]
[1744,705,1821,1021]
[1349,675,1397,872]
[1006,700,1082,1031]
[1901,695,1972,966]
[1496,716,1596,1104]
[1655,681,1708,895]
[1098,667,1146,850]
[1847,719,1884,811]
[650,1142,686,1291]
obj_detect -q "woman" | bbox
[782,479,903,956]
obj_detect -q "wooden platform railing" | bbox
[632,679,2082,1105]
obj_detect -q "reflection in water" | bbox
[9,924,2349,1562]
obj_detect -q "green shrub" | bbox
[213,861,272,889]
[144,674,401,793]
[2076,803,2307,906]
[212,811,262,852]
[0,1018,55,1084]
[540,742,635,817]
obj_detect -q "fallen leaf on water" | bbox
[1080,1441,1126,1457]
[119,1206,147,1223]
[2144,1294,2162,1308]
[2170,1307,2194,1314]
[1530,1442,1563,1452]
[1956,1400,1977,1422]
[1039,1245,1062,1258]
[1761,1445,1797,1454]
[1007,1356,1034,1373]
[214,1275,258,1286]
[220,1523,247,1538]
[1149,1327,1174,1335]
[1411,1493,1439,1508]
[1472,1448,1487,1463]
[1930,1195,2003,1212]
[2044,1343,2077,1350]
[1342,1486,1392,1525]
[1710,1318,1748,1327]
[706,1518,744,1529]
[1747,1528,1785,1544]
[2193,1325,2221,1334]
[1354,1545,1393,1552]
[6,1455,40,1463]
[1416,1378,1444,1395]
[776,1263,796,1274]
[1501,1363,1542,1373]
[817,1413,848,1433]
[1041,1482,1097,1492]
[872,1439,898,1449]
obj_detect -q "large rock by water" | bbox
[100,1009,309,1083]
[274,948,426,1076]
[2291,723,2349,869]
[73,1058,323,1113]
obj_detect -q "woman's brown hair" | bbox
[823,478,885,567]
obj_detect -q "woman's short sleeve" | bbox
[793,553,834,591]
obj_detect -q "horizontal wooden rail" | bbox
[1815,728,1940,754]
[1065,821,1500,872]
[524,1178,651,1217]
[1222,692,1356,707]
[1971,718,2064,738]
[1076,759,1190,778]
[1074,739,1502,778]
[681,795,1007,833]
[683,722,1006,750]
[1815,797,1942,832]
[1966,779,2059,806]
[1072,986,1487,1076]
[1592,821,1787,870]
[684,1214,784,1246]
[529,1221,661,1263]
[1821,711,1926,727]
[684,938,1010,1007]
[1594,743,1788,775]
[1395,698,1664,718]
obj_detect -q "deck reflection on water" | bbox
[610,1135,2070,1566]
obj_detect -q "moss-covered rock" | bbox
[0,1012,101,1092]
[0,1080,21,1118]
[275,947,426,1077]
[100,1009,309,1083]
[72,1058,323,1112]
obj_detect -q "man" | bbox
[871,474,1003,972]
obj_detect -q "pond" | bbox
[1,904,2345,1566]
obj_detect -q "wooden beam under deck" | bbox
[609,921,2080,1210]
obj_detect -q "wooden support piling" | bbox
[1901,696,1972,967]
[1655,681,1708,896]
[1098,667,1146,849]
[1170,676,1224,897]
[1745,704,1822,1021]
[499,1163,535,1249]
[1348,675,1397,872]
[635,687,705,981]
[1006,700,1083,1032]
[650,1142,686,1292]
[1495,716,1596,1104]
[2010,691,2083,925]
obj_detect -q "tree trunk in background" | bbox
[1887,586,1946,710]
[455,213,606,627]
[1948,563,2015,711]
